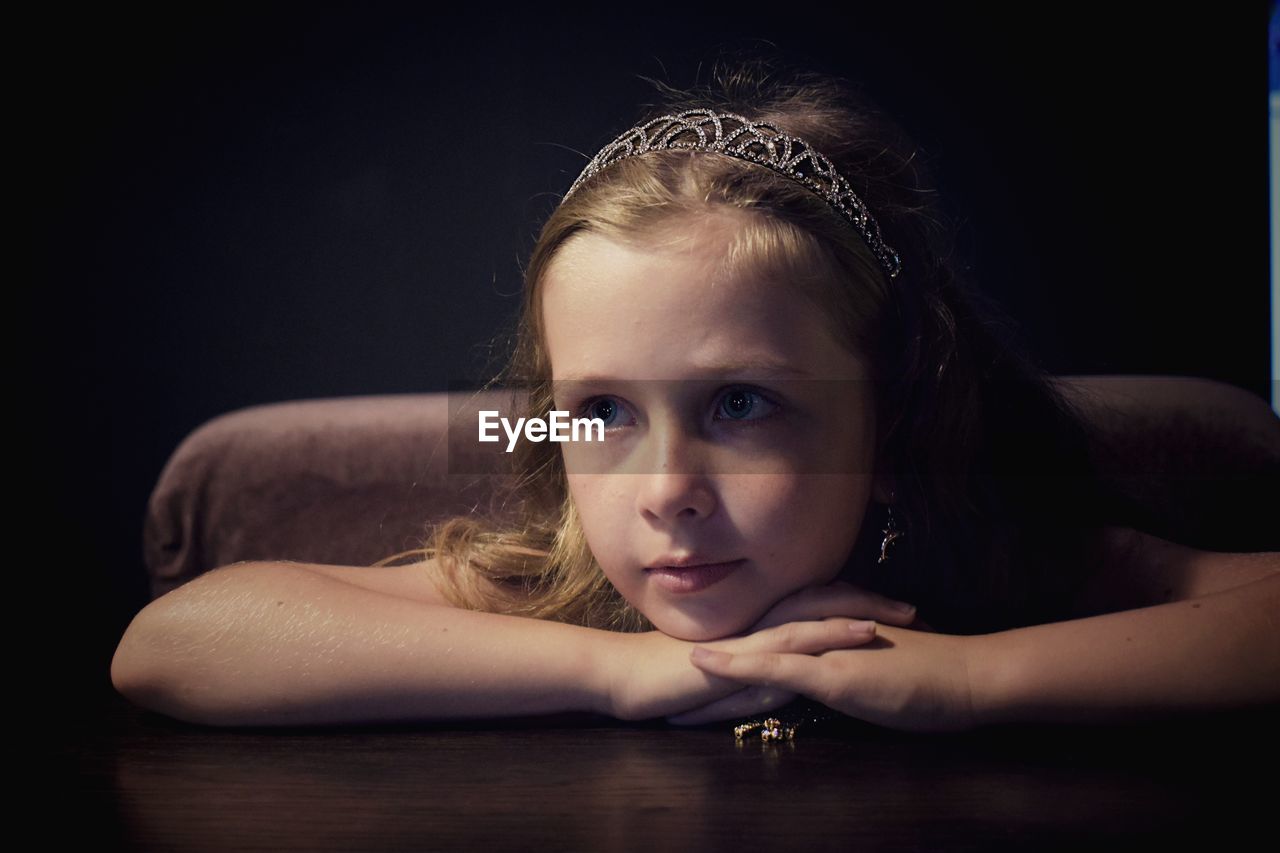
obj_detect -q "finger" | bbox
[687,647,826,698]
[752,582,916,631]
[665,686,798,726]
[714,618,876,656]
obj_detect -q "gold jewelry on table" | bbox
[735,717,796,742]
[731,700,842,743]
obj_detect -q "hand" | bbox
[671,624,978,733]
[609,573,921,722]
[601,619,881,722]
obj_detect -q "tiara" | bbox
[563,109,902,280]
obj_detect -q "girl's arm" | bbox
[111,561,606,726]
[970,543,1280,725]
[677,533,1280,731]
[110,560,899,727]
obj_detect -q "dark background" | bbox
[34,3,1271,716]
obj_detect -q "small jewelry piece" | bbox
[563,109,902,282]
[735,717,794,742]
[737,712,793,742]
[878,502,902,565]
[731,700,842,743]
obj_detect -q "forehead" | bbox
[540,221,866,382]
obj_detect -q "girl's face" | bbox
[541,214,887,641]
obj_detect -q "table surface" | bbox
[67,688,1276,852]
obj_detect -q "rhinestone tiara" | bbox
[563,109,902,280]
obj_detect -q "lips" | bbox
[645,558,745,593]
[647,554,736,570]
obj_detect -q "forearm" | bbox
[971,569,1280,725]
[111,563,611,727]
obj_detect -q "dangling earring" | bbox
[878,498,903,565]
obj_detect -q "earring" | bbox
[878,499,903,565]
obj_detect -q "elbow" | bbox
[110,642,170,721]
[109,607,233,728]
[110,620,173,720]
[110,604,165,704]
[109,630,140,701]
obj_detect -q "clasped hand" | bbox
[603,581,977,733]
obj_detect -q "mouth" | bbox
[644,559,745,593]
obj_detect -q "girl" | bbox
[111,60,1280,734]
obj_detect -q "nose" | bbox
[635,422,717,524]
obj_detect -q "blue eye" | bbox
[716,387,780,423]
[573,386,781,429]
[580,397,632,428]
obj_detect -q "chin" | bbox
[652,612,753,643]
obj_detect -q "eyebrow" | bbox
[555,360,814,383]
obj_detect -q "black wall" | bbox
[35,4,1270,713]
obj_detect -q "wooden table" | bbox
[68,689,1275,851]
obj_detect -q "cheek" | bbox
[727,475,808,556]
[740,474,869,561]
[810,474,873,559]
[566,474,622,550]
[566,475,640,597]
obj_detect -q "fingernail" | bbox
[691,647,727,664]
[850,620,876,633]
[893,601,916,615]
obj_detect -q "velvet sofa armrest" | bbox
[1054,375,1280,552]
[142,390,519,600]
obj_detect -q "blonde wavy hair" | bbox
[374,57,1106,637]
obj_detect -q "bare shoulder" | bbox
[264,557,457,607]
[1074,525,1279,615]
[1088,525,1177,567]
